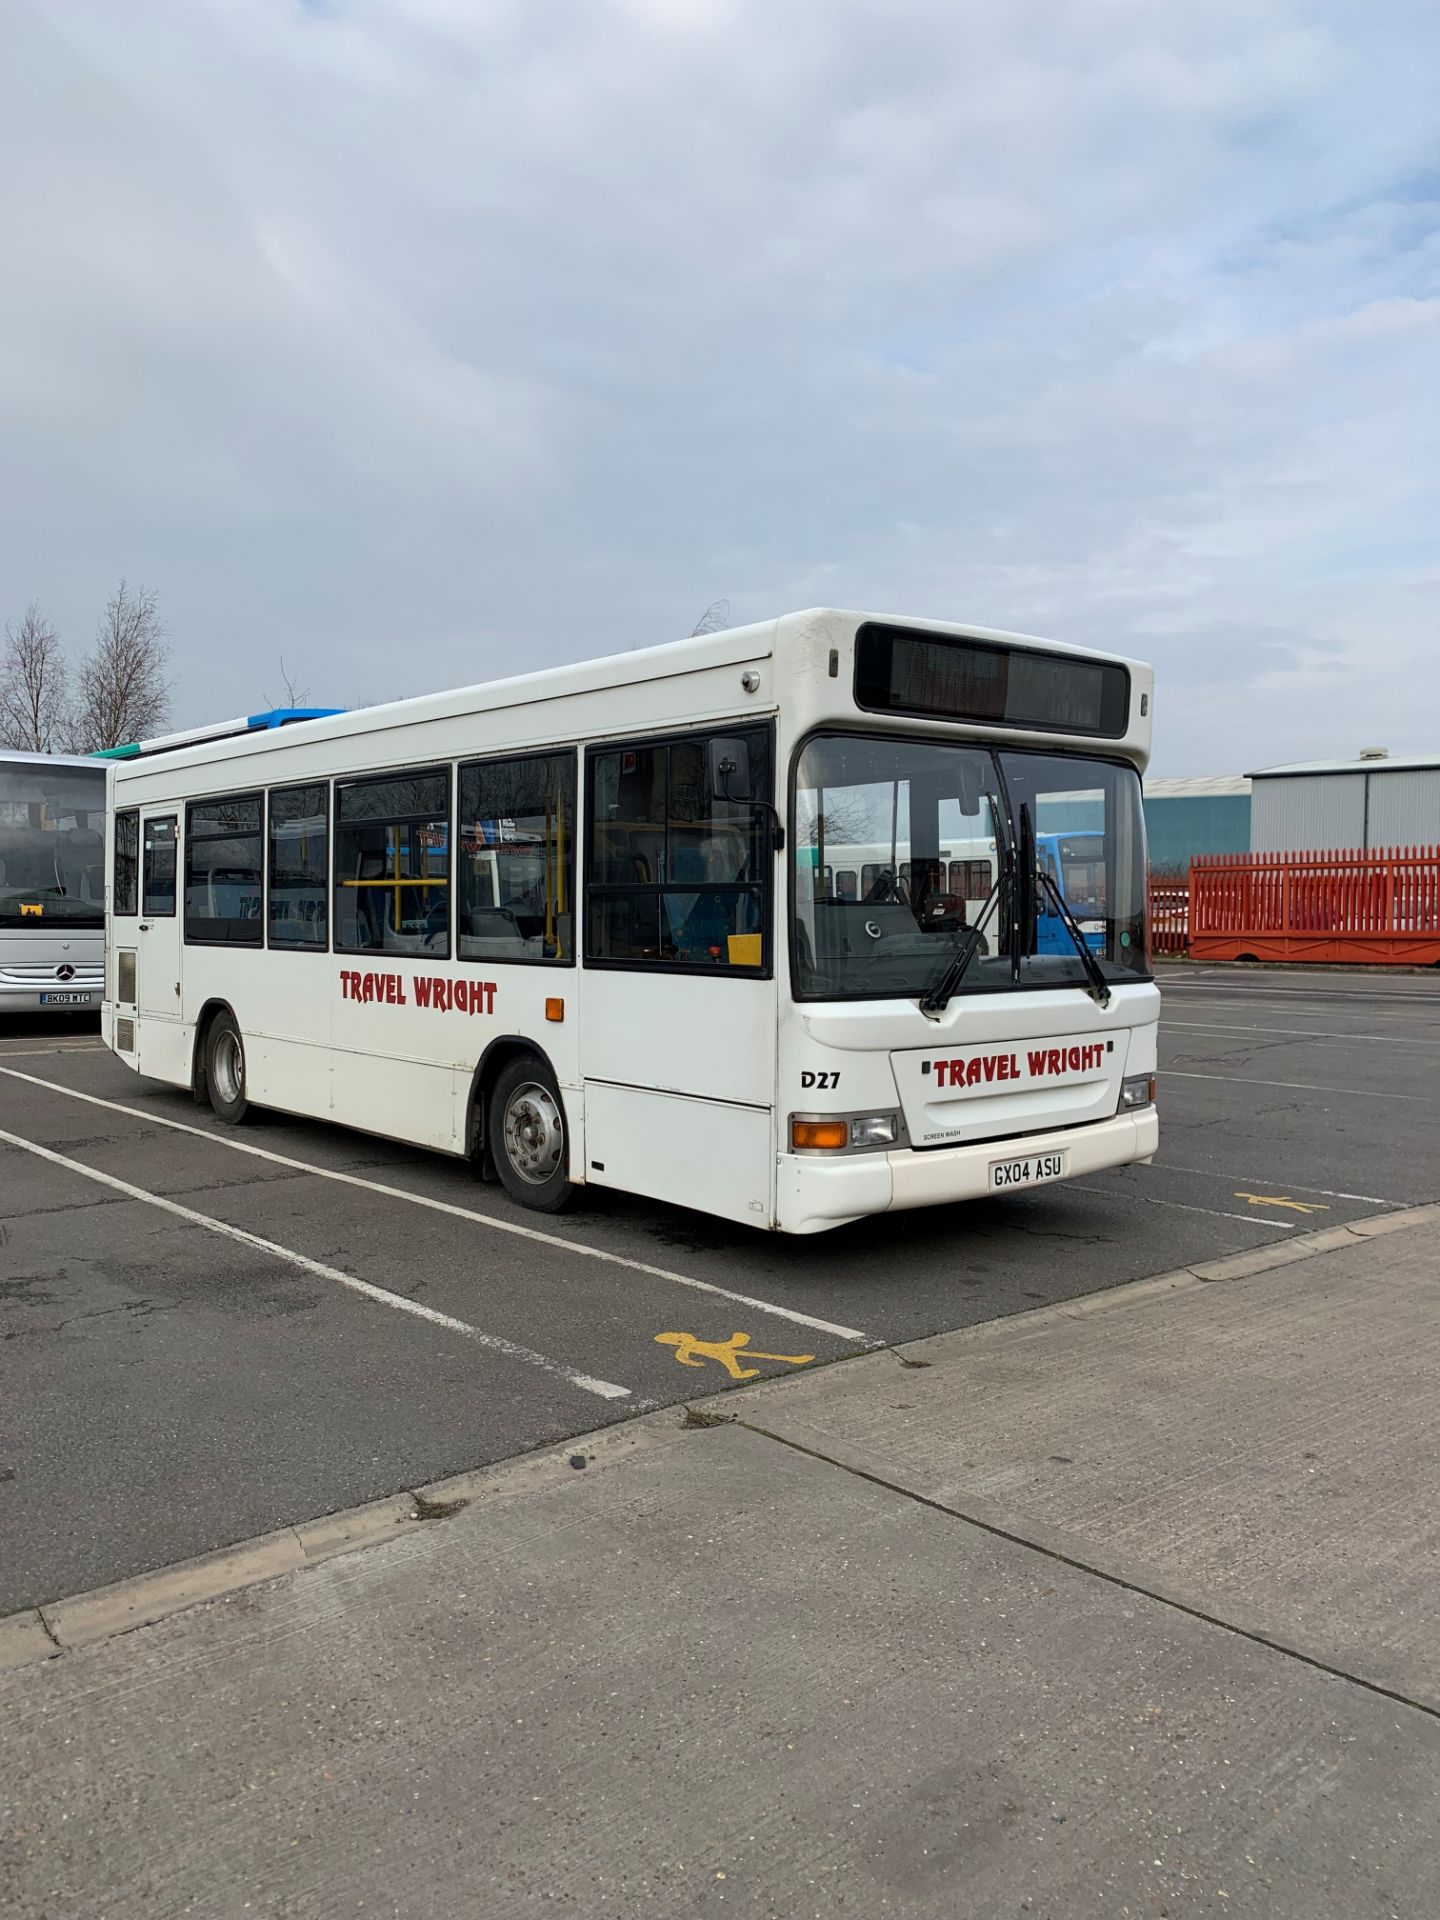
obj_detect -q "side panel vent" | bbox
[117,951,137,1006]
[115,1016,136,1054]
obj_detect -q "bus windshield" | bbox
[0,761,107,929]
[792,735,1147,1000]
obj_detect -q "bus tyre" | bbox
[489,1056,573,1213]
[206,1012,251,1125]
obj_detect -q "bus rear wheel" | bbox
[206,1011,251,1125]
[489,1055,573,1213]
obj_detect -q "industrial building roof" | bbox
[1248,754,1440,779]
[1145,775,1251,797]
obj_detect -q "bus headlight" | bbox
[790,1113,901,1152]
[1121,1074,1156,1110]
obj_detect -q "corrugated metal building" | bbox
[1248,751,1440,853]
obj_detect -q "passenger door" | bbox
[580,729,778,1226]
[135,810,181,1036]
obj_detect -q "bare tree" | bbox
[66,581,172,751]
[796,793,874,847]
[0,602,69,751]
[691,598,732,637]
[268,654,311,709]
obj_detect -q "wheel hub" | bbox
[502,1083,563,1185]
[213,1032,243,1106]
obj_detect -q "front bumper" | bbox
[0,977,103,1014]
[777,1107,1159,1234]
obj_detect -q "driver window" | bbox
[586,731,770,971]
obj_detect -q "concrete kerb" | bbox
[0,1418,677,1669]
[4,1205,1436,1671]
[688,1204,1440,1406]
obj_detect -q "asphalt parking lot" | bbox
[3,962,1437,1616]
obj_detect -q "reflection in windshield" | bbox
[0,763,107,926]
[792,735,1148,1000]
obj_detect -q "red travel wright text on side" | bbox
[339,969,496,1015]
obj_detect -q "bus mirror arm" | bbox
[753,800,785,852]
[716,760,785,851]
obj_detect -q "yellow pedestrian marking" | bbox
[655,1330,816,1380]
[1234,1193,1331,1215]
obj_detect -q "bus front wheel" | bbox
[489,1055,573,1213]
[206,1011,251,1125]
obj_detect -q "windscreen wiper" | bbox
[919,878,1003,1017]
[1037,864,1112,1009]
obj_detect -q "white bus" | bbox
[1,750,107,1015]
[102,611,1158,1234]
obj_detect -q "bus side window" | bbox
[268,784,329,950]
[334,767,450,958]
[185,795,263,947]
[114,809,139,917]
[457,751,576,965]
[142,816,178,918]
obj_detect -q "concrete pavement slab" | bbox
[4,1415,1439,1920]
[715,1220,1440,1714]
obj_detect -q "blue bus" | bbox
[1036,830,1107,955]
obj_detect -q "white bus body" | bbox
[1,750,107,1014]
[103,610,1158,1233]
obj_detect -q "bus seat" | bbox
[59,829,104,899]
[795,920,814,977]
[811,897,917,963]
[336,886,376,948]
[464,908,520,941]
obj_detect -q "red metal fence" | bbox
[1147,879,1191,955]
[1148,847,1440,965]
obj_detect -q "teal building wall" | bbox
[1036,791,1252,872]
[1144,794,1251,872]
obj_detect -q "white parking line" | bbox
[1164,1020,1440,1046]
[1165,1069,1431,1102]
[1160,983,1440,1009]
[0,1068,875,1346]
[1162,993,1429,1013]
[1067,1182,1296,1231]
[0,1044,106,1059]
[1150,1163,1396,1206]
[0,1125,631,1402]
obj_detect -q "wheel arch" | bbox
[464,1033,565,1169]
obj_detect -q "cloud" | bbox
[1,0,1437,770]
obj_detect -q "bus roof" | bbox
[106,610,1149,787]
[93,707,344,760]
[0,748,109,772]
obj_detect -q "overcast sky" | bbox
[3,1,1437,774]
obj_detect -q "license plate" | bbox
[39,992,93,1006]
[989,1150,1069,1192]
